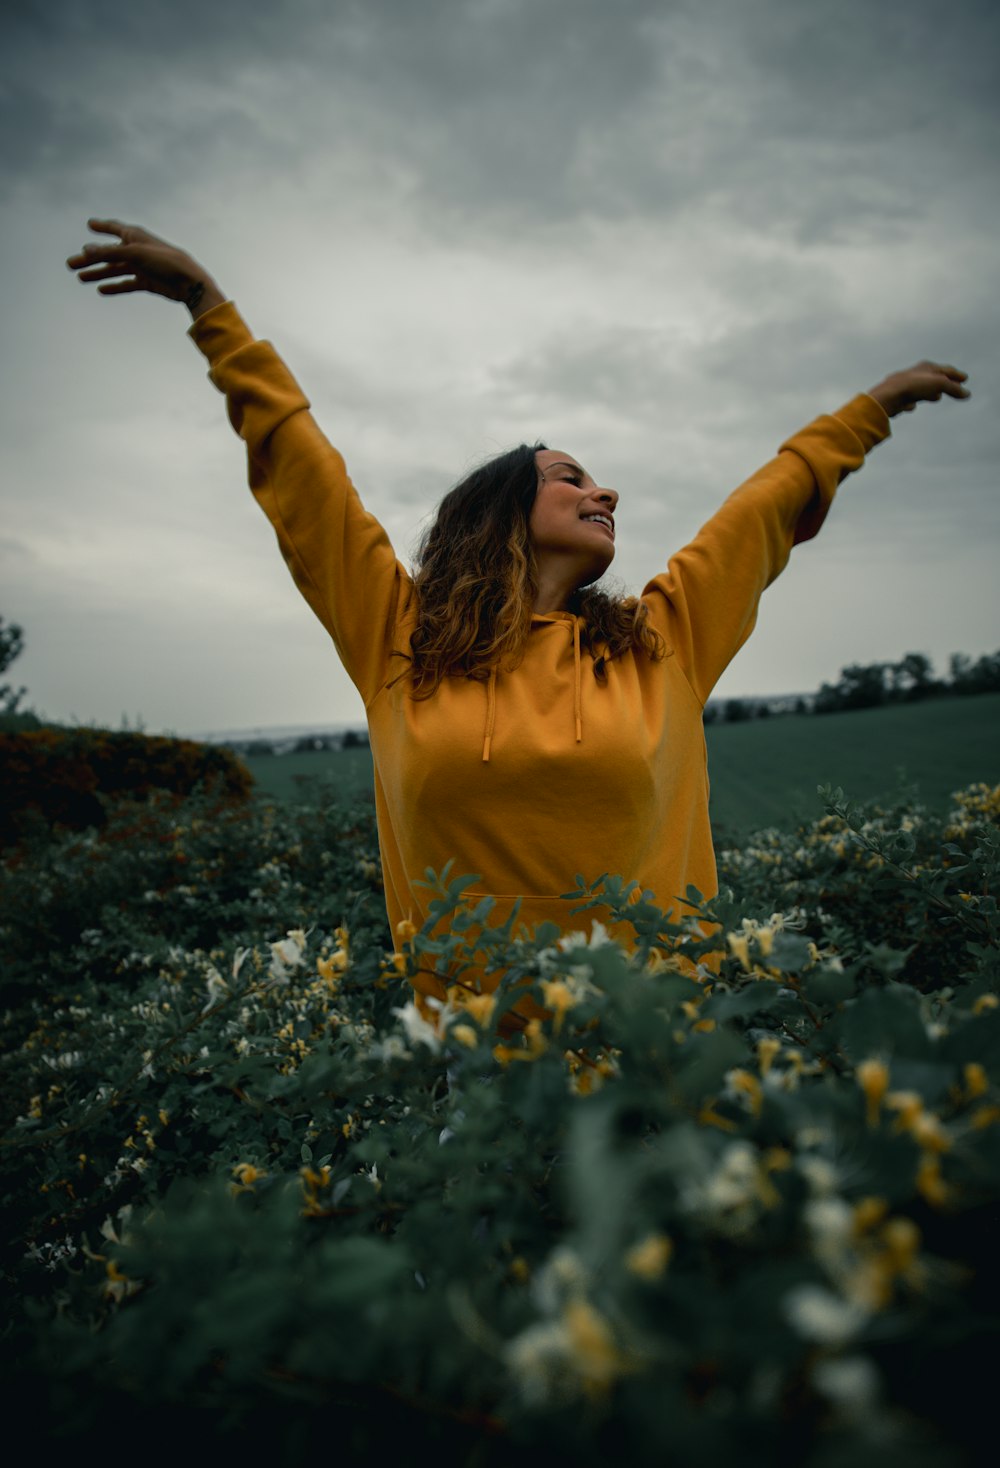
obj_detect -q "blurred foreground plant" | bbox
[1,783,998,1465]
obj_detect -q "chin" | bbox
[577,561,614,591]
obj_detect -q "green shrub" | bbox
[1,783,997,1464]
[0,727,253,844]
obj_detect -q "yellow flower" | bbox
[231,1162,266,1192]
[395,918,417,945]
[973,994,999,1015]
[880,1216,921,1273]
[909,1112,951,1153]
[104,1258,140,1303]
[563,1299,626,1397]
[540,978,578,1033]
[462,991,497,1028]
[625,1233,673,1281]
[763,1146,792,1173]
[964,1062,988,1100]
[727,1068,763,1117]
[317,950,348,986]
[916,1154,953,1208]
[757,1036,781,1077]
[494,1023,547,1066]
[885,1091,924,1134]
[510,1256,531,1284]
[452,1024,479,1049]
[697,1101,738,1133]
[856,1058,890,1126]
[727,933,751,971]
[853,1196,889,1236]
[525,1019,548,1056]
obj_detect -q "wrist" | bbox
[866,387,894,418]
[185,277,226,320]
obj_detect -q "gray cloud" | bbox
[2,0,996,730]
[10,0,996,240]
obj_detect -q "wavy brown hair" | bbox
[402,443,664,696]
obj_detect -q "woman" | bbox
[67,219,970,1016]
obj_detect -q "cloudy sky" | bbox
[3,0,998,736]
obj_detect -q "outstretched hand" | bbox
[66,219,226,318]
[867,361,970,418]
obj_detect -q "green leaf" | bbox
[836,986,932,1062]
[801,966,856,1008]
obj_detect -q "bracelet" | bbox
[185,280,206,314]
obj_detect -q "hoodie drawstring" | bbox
[482,666,497,762]
[572,615,583,744]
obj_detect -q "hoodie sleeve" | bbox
[188,301,410,708]
[641,393,891,706]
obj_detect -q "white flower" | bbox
[804,1197,854,1247]
[785,1284,868,1346]
[392,1000,448,1053]
[679,1142,767,1239]
[797,1156,839,1196]
[533,1246,590,1313]
[269,934,305,982]
[99,1206,133,1247]
[49,1050,84,1070]
[557,918,612,952]
[505,1318,576,1405]
[371,1035,412,1064]
[202,966,229,1012]
[812,1355,880,1419]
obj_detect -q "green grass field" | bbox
[704,692,999,837]
[243,693,1000,837]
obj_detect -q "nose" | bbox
[596,487,618,510]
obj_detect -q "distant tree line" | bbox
[704,649,1000,724]
[812,649,1000,714]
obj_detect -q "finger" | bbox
[97,278,143,295]
[87,217,131,238]
[77,262,135,282]
[923,361,967,381]
[70,243,141,270]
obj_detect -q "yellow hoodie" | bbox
[189,302,890,1007]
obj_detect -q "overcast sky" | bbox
[3,0,998,736]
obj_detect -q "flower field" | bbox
[2,775,998,1464]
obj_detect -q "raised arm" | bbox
[643,364,970,707]
[67,221,410,705]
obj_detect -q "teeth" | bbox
[584,514,613,531]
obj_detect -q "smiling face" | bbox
[529,450,619,598]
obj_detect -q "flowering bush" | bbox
[0,727,253,844]
[1,782,997,1464]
